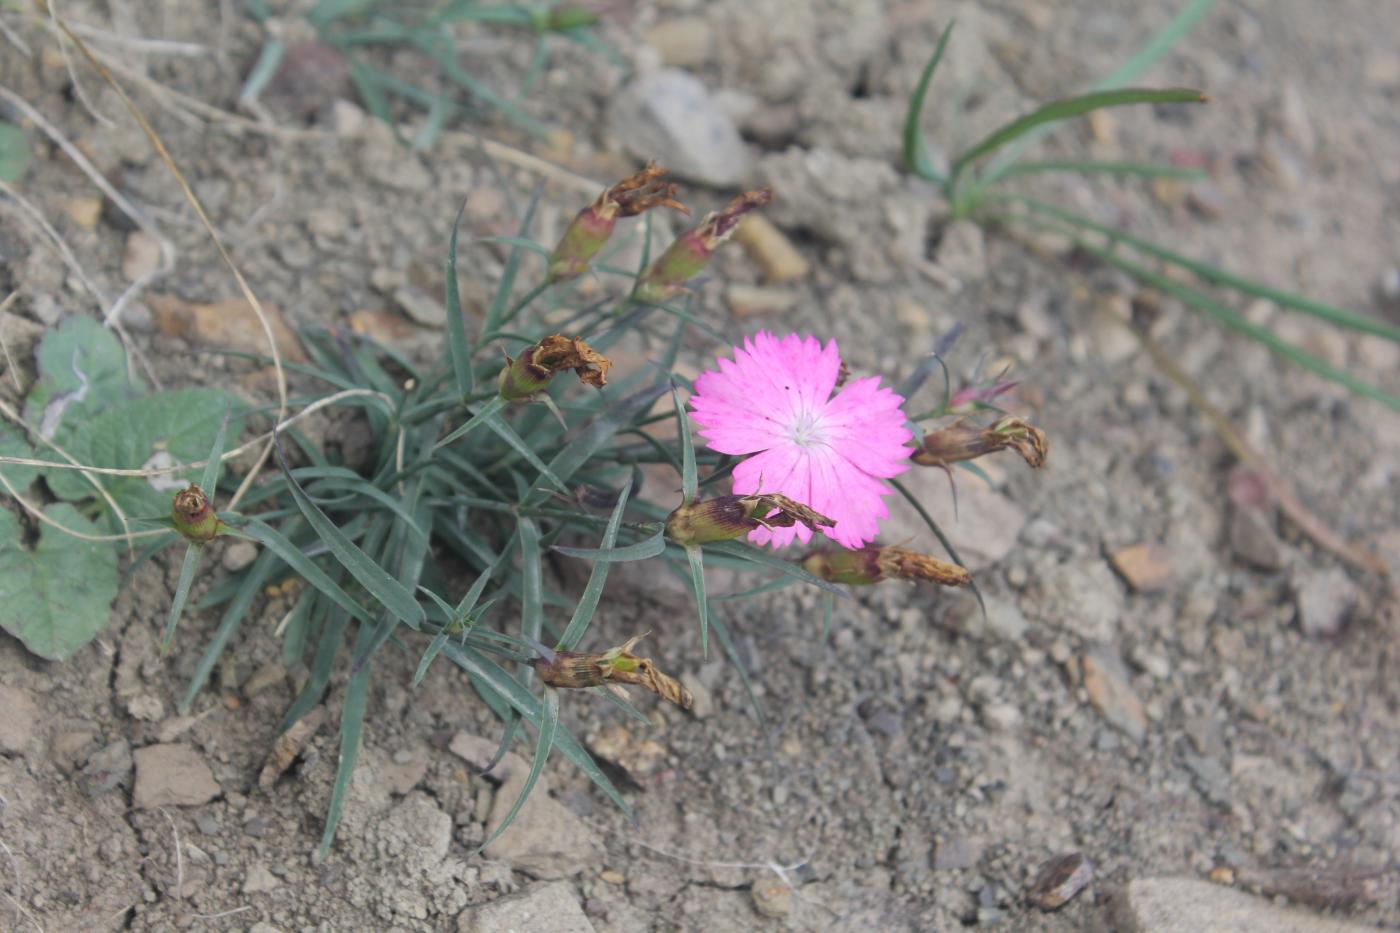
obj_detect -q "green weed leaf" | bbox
[0,504,117,660]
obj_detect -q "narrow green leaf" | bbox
[684,545,708,657]
[1096,0,1218,90]
[445,198,475,398]
[180,544,281,714]
[902,21,955,183]
[953,88,1206,182]
[552,526,666,563]
[525,383,668,507]
[239,37,286,102]
[243,519,376,628]
[281,587,317,668]
[518,517,544,666]
[672,384,697,505]
[443,643,631,815]
[701,540,850,597]
[475,688,559,856]
[160,545,202,655]
[435,396,508,450]
[555,486,630,651]
[1084,240,1400,411]
[890,477,985,616]
[273,435,426,629]
[980,0,1217,182]
[413,629,456,687]
[318,622,373,858]
[992,159,1208,183]
[281,606,348,732]
[476,235,551,258]
[485,415,571,495]
[1012,196,1400,344]
[708,610,765,727]
[200,407,232,496]
[484,186,544,336]
[710,575,801,601]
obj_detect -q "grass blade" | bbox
[708,611,765,728]
[318,621,374,858]
[684,544,708,657]
[672,383,697,505]
[552,526,666,563]
[951,88,1207,182]
[992,159,1208,183]
[475,688,559,856]
[518,517,544,666]
[414,630,453,687]
[1095,0,1218,90]
[890,477,985,616]
[179,544,281,714]
[1082,240,1400,411]
[273,434,426,629]
[160,544,201,655]
[200,407,232,493]
[526,383,668,507]
[436,396,508,450]
[485,415,571,495]
[902,21,955,183]
[981,0,1218,183]
[701,540,850,597]
[484,186,544,336]
[282,607,349,731]
[445,198,474,398]
[443,643,631,815]
[1011,197,1400,343]
[555,486,630,651]
[243,518,376,627]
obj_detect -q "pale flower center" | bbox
[787,408,826,448]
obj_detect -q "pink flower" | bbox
[689,332,913,549]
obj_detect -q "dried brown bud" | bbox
[532,634,693,709]
[634,188,775,304]
[665,491,834,546]
[547,165,688,282]
[498,335,612,402]
[913,416,1048,469]
[801,545,971,587]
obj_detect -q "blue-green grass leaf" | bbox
[445,199,475,397]
[273,435,425,629]
[902,21,955,183]
[555,486,630,651]
[475,687,559,856]
[318,621,373,858]
[160,545,201,655]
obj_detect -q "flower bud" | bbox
[913,416,1048,469]
[634,188,774,304]
[172,484,220,544]
[532,633,693,709]
[547,165,687,283]
[498,334,612,402]
[802,545,971,587]
[664,492,833,546]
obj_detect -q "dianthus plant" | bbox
[153,167,1048,855]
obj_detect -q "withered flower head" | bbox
[532,633,693,709]
[634,188,775,305]
[547,164,688,283]
[172,483,221,544]
[498,334,612,402]
[912,416,1048,469]
[665,491,833,547]
[801,545,971,587]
